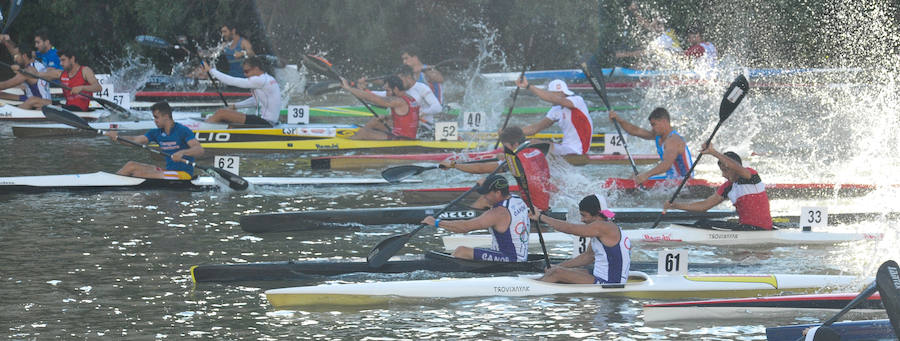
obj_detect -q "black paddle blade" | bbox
[201,166,249,191]
[366,231,416,268]
[1,0,23,34]
[93,97,131,117]
[303,54,337,78]
[581,55,611,109]
[381,165,434,183]
[42,105,95,131]
[719,74,749,121]
[135,35,172,49]
[304,80,342,96]
[876,260,900,335]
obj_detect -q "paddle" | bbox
[650,74,749,229]
[42,105,249,190]
[303,54,394,135]
[0,60,132,117]
[381,158,501,184]
[2,0,23,34]
[135,35,230,107]
[305,57,469,96]
[794,260,900,341]
[494,35,534,149]
[506,146,552,269]
[366,142,533,268]
[580,55,638,176]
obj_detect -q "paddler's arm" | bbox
[703,142,752,179]
[340,78,406,111]
[516,77,575,108]
[555,244,595,268]
[104,131,149,145]
[663,194,722,213]
[531,210,618,241]
[439,159,504,174]
[422,208,503,234]
[423,66,444,84]
[72,66,102,94]
[521,117,554,137]
[635,135,684,185]
[170,139,204,162]
[608,110,654,140]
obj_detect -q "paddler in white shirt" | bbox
[201,56,282,127]
[530,194,631,284]
[358,65,442,138]
[421,174,532,263]
[514,78,594,155]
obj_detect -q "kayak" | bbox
[402,178,894,205]
[264,271,866,307]
[643,292,885,322]
[211,105,638,118]
[766,319,895,341]
[441,223,884,250]
[0,102,107,121]
[13,120,357,139]
[239,207,734,233]
[190,251,743,283]
[0,171,420,193]
[482,67,864,82]
[308,151,660,170]
[197,135,606,152]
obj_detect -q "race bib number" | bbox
[110,92,131,110]
[461,111,485,131]
[214,156,240,175]
[287,105,310,124]
[93,74,113,99]
[604,132,627,154]
[434,122,458,141]
[573,236,588,257]
[800,206,828,229]
[657,249,688,276]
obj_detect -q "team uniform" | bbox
[649,131,693,180]
[504,145,554,211]
[685,42,718,69]
[373,82,440,138]
[209,68,282,126]
[35,47,61,70]
[20,60,51,101]
[389,94,420,139]
[545,95,593,155]
[416,65,443,104]
[223,38,246,78]
[144,122,197,179]
[473,195,530,262]
[58,66,91,111]
[589,225,631,284]
[714,167,773,229]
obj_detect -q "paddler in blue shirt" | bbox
[609,107,693,185]
[104,102,204,179]
[400,46,444,104]
[421,175,532,263]
[530,194,631,284]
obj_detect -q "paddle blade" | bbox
[304,80,342,96]
[201,166,249,191]
[135,35,172,49]
[42,105,94,131]
[303,54,337,78]
[366,231,415,268]
[876,260,900,335]
[581,55,611,109]
[719,74,749,121]
[1,0,23,34]
[381,165,435,183]
[92,97,131,117]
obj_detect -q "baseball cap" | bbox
[547,79,574,95]
[476,174,509,195]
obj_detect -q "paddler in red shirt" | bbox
[439,126,555,211]
[341,75,420,140]
[662,143,774,230]
[11,49,101,112]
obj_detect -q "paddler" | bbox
[609,107,692,185]
[1,28,62,70]
[11,49,101,112]
[530,194,631,284]
[421,174,531,262]
[340,75,420,140]
[439,126,554,211]
[513,77,594,155]
[220,24,255,78]
[663,143,774,230]
[400,46,444,104]
[357,65,442,139]
[200,56,282,127]
[104,102,204,179]
[0,46,52,109]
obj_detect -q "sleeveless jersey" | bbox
[545,95,593,155]
[223,37,245,78]
[654,131,693,179]
[591,225,631,283]
[416,65,443,104]
[505,146,554,211]
[487,195,531,262]
[391,94,420,139]
[59,65,90,111]
[25,61,51,99]
[716,167,773,229]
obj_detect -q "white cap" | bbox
[547,79,574,95]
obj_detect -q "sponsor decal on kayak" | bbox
[494,285,530,293]
[195,132,231,142]
[684,274,778,289]
[315,143,339,150]
[439,210,477,219]
[707,233,739,240]
[641,233,683,242]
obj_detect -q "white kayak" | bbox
[442,223,884,251]
[264,271,867,308]
[0,102,108,121]
[12,119,354,139]
[0,171,420,192]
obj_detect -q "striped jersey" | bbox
[716,167,773,229]
[488,195,531,262]
[591,225,631,283]
[545,95,593,155]
[654,131,693,178]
